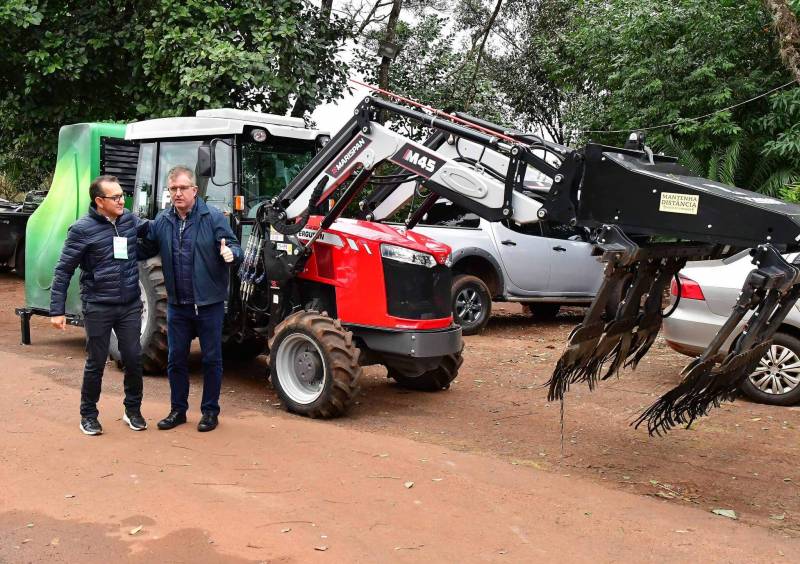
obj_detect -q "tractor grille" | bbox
[100,138,140,194]
[383,260,452,320]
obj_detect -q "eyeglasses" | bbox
[99,194,125,202]
[168,185,196,194]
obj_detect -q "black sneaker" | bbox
[79,417,103,436]
[123,409,147,431]
[197,412,218,432]
[157,410,187,430]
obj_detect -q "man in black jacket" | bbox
[141,165,243,432]
[50,175,150,436]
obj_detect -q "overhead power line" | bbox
[579,80,798,134]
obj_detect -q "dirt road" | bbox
[2,273,799,562]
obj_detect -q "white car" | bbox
[663,250,800,405]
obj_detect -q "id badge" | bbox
[113,236,129,259]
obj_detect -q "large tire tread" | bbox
[390,346,464,391]
[269,310,361,418]
[140,257,169,374]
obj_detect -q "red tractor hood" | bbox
[305,216,451,263]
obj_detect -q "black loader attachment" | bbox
[257,94,800,433]
[540,142,800,434]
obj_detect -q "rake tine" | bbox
[633,248,800,434]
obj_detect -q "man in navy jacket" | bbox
[50,175,150,436]
[141,165,243,432]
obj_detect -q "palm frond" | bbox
[707,147,720,181]
[749,156,777,190]
[718,139,742,186]
[757,168,800,197]
[657,135,705,176]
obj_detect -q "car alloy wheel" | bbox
[750,344,800,396]
[455,287,483,325]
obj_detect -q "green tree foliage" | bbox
[355,6,505,139]
[545,0,799,194]
[479,0,573,143]
[0,0,350,191]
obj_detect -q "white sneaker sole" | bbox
[123,413,147,431]
[79,422,102,436]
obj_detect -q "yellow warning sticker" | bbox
[659,192,699,215]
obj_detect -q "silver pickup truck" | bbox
[410,200,605,334]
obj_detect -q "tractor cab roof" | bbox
[125,108,324,142]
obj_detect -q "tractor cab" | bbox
[124,108,329,236]
[19,110,330,370]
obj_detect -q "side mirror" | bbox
[197,144,215,178]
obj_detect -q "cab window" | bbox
[241,140,315,215]
[156,140,233,213]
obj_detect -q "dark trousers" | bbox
[166,302,225,416]
[81,300,143,418]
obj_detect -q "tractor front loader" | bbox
[253,96,800,431]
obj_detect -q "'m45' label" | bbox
[390,143,444,178]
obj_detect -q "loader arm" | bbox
[251,96,800,434]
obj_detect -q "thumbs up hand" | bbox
[219,238,234,263]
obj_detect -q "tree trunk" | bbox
[465,0,504,109]
[764,0,800,83]
[377,0,403,122]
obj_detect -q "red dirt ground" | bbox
[1,273,799,562]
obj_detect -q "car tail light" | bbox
[670,275,705,300]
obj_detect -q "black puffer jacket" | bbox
[50,207,149,316]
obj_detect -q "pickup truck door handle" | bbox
[552,246,567,252]
[501,240,517,246]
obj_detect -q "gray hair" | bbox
[166,165,195,185]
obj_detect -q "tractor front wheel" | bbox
[269,311,361,418]
[388,347,464,391]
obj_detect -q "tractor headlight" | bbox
[380,243,436,268]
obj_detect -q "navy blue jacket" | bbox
[141,198,243,306]
[50,207,149,316]
[171,203,197,304]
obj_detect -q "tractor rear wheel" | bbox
[269,310,361,418]
[110,257,169,374]
[389,346,464,391]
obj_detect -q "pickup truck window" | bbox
[501,220,543,236]
[541,222,591,242]
[419,202,480,228]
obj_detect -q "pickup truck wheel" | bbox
[525,303,560,320]
[109,257,168,374]
[740,332,800,406]
[388,347,463,391]
[269,311,361,418]
[452,274,491,335]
